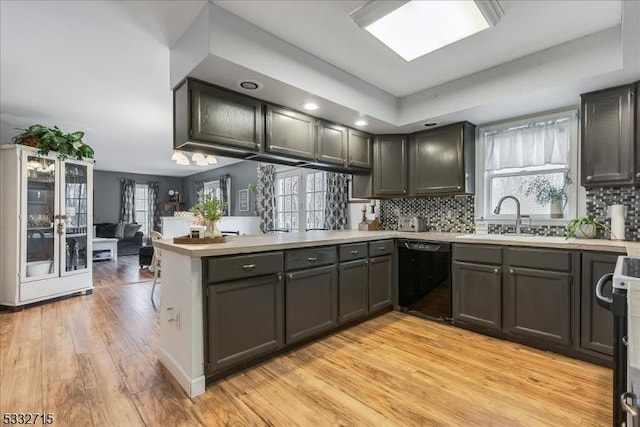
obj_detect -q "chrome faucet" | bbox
[493,196,523,234]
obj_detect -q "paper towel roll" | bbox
[610,204,626,241]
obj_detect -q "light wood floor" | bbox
[0,257,611,426]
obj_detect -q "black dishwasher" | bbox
[398,240,452,322]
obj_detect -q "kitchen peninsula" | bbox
[154,230,628,398]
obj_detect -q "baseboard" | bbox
[158,348,205,398]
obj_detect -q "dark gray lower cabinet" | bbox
[207,274,283,373]
[286,265,338,344]
[369,255,393,312]
[452,261,502,330]
[504,267,571,345]
[338,259,368,323]
[581,252,617,356]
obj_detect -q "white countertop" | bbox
[153,230,629,258]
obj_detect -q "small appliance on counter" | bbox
[398,216,428,232]
[596,256,640,426]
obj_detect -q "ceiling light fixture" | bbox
[355,119,368,126]
[171,151,218,166]
[351,0,504,62]
[237,79,263,91]
[303,102,319,111]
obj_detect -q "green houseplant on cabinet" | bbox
[190,191,227,237]
[12,124,95,160]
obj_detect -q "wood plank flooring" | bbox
[0,256,612,426]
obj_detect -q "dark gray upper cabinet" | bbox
[410,122,475,195]
[581,84,636,186]
[347,129,373,169]
[369,254,393,312]
[580,252,616,356]
[503,267,571,346]
[285,265,338,344]
[187,79,264,151]
[316,121,347,166]
[374,135,409,196]
[206,273,283,374]
[452,261,502,331]
[266,105,316,161]
[338,259,369,323]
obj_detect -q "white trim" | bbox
[475,109,579,225]
[158,348,205,398]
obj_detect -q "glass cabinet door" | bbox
[62,161,89,274]
[24,155,58,280]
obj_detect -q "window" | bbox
[477,111,578,222]
[274,168,326,231]
[203,180,221,201]
[135,183,150,236]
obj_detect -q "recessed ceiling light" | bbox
[424,121,439,127]
[352,0,503,62]
[355,120,368,126]
[237,80,262,91]
[303,102,319,111]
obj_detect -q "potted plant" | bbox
[521,171,572,218]
[12,124,94,160]
[565,217,611,239]
[190,191,227,237]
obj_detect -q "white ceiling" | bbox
[1,0,638,177]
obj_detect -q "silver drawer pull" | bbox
[493,268,499,274]
[242,264,256,270]
[509,268,514,274]
[307,257,318,262]
[586,175,593,181]
[623,336,629,346]
[378,246,386,250]
[350,250,359,255]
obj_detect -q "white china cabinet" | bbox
[0,144,93,307]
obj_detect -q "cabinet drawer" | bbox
[453,244,502,265]
[369,240,394,257]
[339,243,368,262]
[286,246,336,270]
[206,252,284,283]
[506,247,571,272]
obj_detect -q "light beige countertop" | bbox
[153,230,629,258]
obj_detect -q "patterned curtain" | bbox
[194,179,204,204]
[219,174,230,216]
[324,172,349,230]
[256,164,276,233]
[148,181,159,232]
[119,179,136,223]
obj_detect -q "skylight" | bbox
[358,1,498,62]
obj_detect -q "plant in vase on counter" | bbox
[190,191,227,237]
[565,217,613,239]
[520,171,572,218]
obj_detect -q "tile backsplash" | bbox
[586,186,640,241]
[379,185,640,241]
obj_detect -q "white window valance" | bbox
[484,119,570,171]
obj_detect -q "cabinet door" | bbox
[351,174,373,199]
[581,252,616,356]
[452,261,502,330]
[411,125,465,195]
[374,135,408,196]
[190,82,264,151]
[266,105,316,160]
[285,265,337,344]
[338,259,369,323]
[581,85,635,186]
[636,82,640,184]
[369,255,393,312]
[504,267,571,346]
[317,121,347,165]
[207,274,283,373]
[348,129,372,169]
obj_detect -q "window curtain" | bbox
[324,172,348,230]
[194,179,204,204]
[256,165,276,233]
[148,181,159,232]
[119,179,136,223]
[219,174,230,216]
[484,119,570,170]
